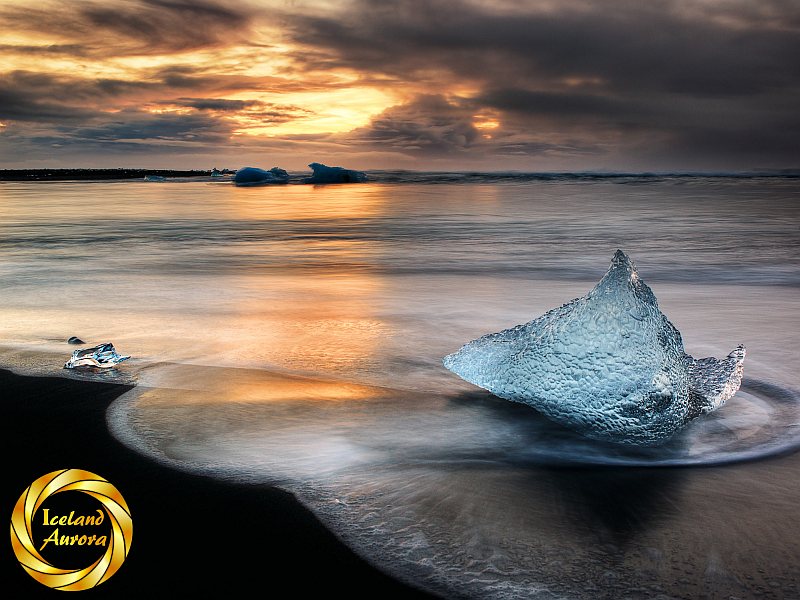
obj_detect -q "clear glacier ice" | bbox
[64,342,130,369]
[234,166,290,186]
[443,250,746,445]
[304,162,367,184]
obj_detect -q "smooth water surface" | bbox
[1,175,799,598]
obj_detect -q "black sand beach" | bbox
[1,369,436,597]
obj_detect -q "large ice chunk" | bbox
[304,162,367,183]
[64,343,130,369]
[443,250,745,446]
[234,166,289,186]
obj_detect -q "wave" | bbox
[361,170,800,185]
[106,369,800,599]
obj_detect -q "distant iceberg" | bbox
[234,166,290,186]
[64,342,130,369]
[443,250,745,446]
[304,162,367,184]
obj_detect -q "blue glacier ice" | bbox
[64,342,130,369]
[443,250,746,445]
[234,166,290,186]
[304,162,367,183]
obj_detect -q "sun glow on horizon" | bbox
[0,8,399,145]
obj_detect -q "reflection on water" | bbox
[2,177,800,598]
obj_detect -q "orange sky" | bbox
[0,0,797,171]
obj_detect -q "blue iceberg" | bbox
[443,250,745,446]
[304,162,367,184]
[234,166,289,186]
[64,342,130,369]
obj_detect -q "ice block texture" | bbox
[304,162,367,183]
[234,167,289,186]
[443,250,745,445]
[64,343,130,369]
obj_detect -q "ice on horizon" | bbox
[234,166,290,186]
[443,250,746,445]
[304,162,367,184]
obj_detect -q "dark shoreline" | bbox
[0,369,436,598]
[0,169,216,181]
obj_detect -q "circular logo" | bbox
[10,469,133,591]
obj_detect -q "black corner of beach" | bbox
[0,369,437,598]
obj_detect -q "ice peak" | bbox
[608,249,637,278]
[442,251,746,446]
[612,248,631,264]
[591,249,656,306]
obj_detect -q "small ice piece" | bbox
[443,250,746,446]
[64,343,130,369]
[304,162,367,184]
[67,336,85,345]
[143,175,166,182]
[234,166,290,186]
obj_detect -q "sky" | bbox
[0,0,798,171]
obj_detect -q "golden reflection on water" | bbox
[228,182,388,220]
[226,272,391,377]
[0,182,398,397]
[223,184,392,379]
[134,364,387,407]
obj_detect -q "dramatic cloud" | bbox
[0,0,254,57]
[0,0,798,169]
[348,95,481,156]
[283,0,800,168]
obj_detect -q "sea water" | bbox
[1,174,799,598]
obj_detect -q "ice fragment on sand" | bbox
[443,250,746,446]
[234,166,290,186]
[64,343,130,369]
[304,162,367,184]
[67,336,84,345]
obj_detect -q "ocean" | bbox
[1,173,799,598]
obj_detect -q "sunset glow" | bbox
[0,0,797,170]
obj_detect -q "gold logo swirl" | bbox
[9,469,133,590]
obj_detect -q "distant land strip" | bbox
[0,169,217,181]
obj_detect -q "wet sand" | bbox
[0,369,436,597]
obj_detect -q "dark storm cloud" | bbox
[0,44,87,56]
[0,73,97,122]
[66,110,233,144]
[175,98,260,111]
[0,69,188,107]
[0,64,315,158]
[0,69,315,119]
[286,0,800,96]
[342,94,601,160]
[477,89,644,120]
[0,70,155,107]
[0,0,255,56]
[171,98,314,121]
[0,109,240,164]
[285,0,800,167]
[349,95,480,155]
